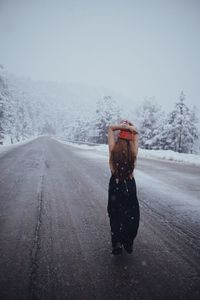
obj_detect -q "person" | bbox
[107,120,140,255]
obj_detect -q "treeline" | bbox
[64,93,199,154]
[0,69,65,144]
[136,92,199,153]
[0,68,199,153]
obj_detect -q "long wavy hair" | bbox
[110,138,136,181]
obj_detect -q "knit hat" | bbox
[118,120,135,141]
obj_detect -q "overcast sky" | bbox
[0,0,200,111]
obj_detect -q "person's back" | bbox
[107,120,140,255]
[109,138,137,181]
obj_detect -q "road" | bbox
[0,136,199,300]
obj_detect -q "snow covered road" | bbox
[0,136,199,300]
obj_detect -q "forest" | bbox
[0,67,199,154]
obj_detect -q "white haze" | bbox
[0,0,200,112]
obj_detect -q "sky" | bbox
[0,0,200,111]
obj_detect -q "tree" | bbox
[136,99,165,149]
[92,96,121,144]
[161,92,199,153]
[0,74,14,144]
[0,77,5,144]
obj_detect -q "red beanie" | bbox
[119,130,135,141]
[118,120,135,141]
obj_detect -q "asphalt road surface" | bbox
[0,137,199,300]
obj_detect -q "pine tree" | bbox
[162,92,199,153]
[0,73,14,144]
[0,76,5,144]
[136,99,165,149]
[92,96,121,144]
[189,106,199,153]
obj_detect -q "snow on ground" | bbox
[0,136,38,157]
[56,139,200,215]
[1,136,200,167]
[138,148,200,166]
[58,140,200,166]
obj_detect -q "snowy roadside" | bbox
[1,136,200,167]
[0,136,38,158]
[138,148,200,166]
[57,139,200,167]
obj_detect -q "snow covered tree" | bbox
[161,92,199,153]
[190,106,200,153]
[0,76,5,144]
[92,96,121,144]
[0,71,15,144]
[68,118,90,142]
[14,97,31,141]
[136,99,165,149]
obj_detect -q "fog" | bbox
[0,0,200,111]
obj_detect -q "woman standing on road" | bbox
[107,120,140,255]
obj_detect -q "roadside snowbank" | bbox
[0,136,38,157]
[1,136,199,167]
[60,140,200,166]
[138,148,200,166]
